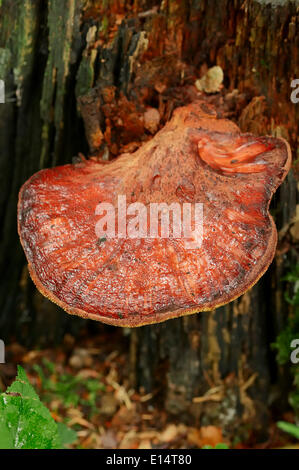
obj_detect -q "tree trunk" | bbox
[130,0,299,439]
[0,0,298,437]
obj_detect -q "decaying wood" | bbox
[0,0,298,437]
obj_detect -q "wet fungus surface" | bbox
[18,102,291,327]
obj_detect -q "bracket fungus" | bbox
[18,101,291,327]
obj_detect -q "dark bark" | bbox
[0,0,87,343]
[0,0,298,437]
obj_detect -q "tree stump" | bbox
[0,0,298,438]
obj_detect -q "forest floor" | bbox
[0,326,297,450]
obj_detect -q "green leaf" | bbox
[57,422,77,447]
[277,421,299,440]
[0,418,14,449]
[0,366,60,449]
[202,443,229,449]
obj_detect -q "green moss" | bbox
[40,0,81,167]
[0,0,39,101]
[273,264,299,417]
[76,50,97,99]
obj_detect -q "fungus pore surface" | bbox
[18,101,291,327]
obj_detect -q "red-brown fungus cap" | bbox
[18,102,291,327]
